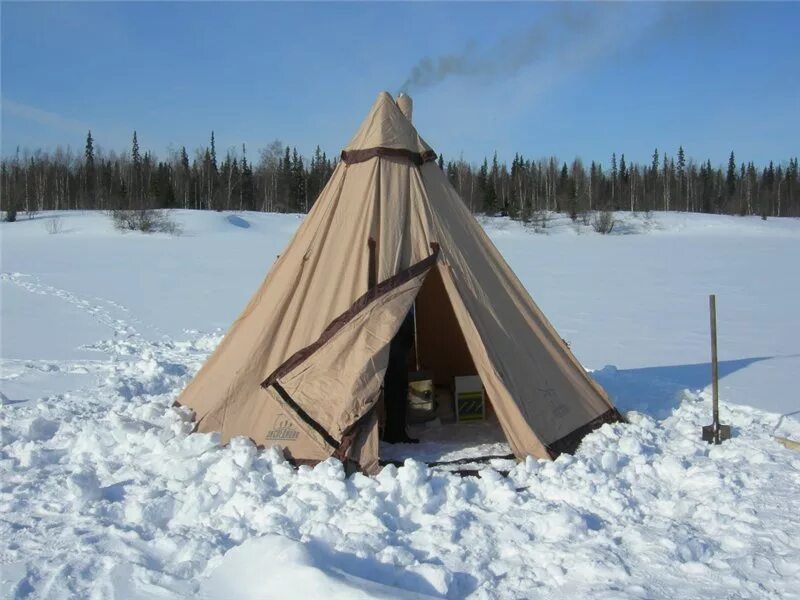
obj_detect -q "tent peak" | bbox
[343,91,433,160]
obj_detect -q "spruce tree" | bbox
[726,151,736,199]
[610,153,618,205]
[143,151,154,207]
[85,130,96,207]
[2,162,17,221]
[241,144,255,211]
[677,146,686,209]
[281,146,292,208]
[490,153,500,213]
[651,148,660,210]
[209,132,219,210]
[230,157,240,210]
[700,160,714,213]
[568,160,580,221]
[788,158,798,212]
[558,162,570,213]
[131,131,142,207]
[180,146,190,208]
[477,158,490,213]
[180,146,190,173]
[290,148,305,212]
[210,131,217,171]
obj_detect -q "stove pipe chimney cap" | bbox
[396,93,413,123]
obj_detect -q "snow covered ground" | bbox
[1,210,799,599]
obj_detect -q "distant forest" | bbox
[2,131,798,221]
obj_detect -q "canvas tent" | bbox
[176,92,621,474]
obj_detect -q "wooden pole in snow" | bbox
[710,294,719,426]
[702,294,731,444]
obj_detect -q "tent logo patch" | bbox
[266,415,299,441]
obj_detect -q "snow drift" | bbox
[1,210,799,599]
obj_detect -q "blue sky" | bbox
[2,2,798,167]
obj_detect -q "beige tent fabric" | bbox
[176,91,618,472]
[349,409,380,474]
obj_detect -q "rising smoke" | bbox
[398,4,715,95]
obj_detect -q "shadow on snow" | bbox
[225,214,251,229]
[591,356,774,419]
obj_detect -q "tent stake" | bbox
[702,294,731,444]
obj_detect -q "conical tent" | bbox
[176,92,621,474]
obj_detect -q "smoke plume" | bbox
[398,4,714,95]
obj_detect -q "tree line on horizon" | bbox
[2,131,798,222]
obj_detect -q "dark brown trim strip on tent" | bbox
[546,408,625,458]
[271,381,340,450]
[261,246,439,389]
[367,237,377,290]
[341,147,437,166]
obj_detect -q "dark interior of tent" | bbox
[378,265,507,459]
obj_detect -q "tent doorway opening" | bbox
[378,265,514,471]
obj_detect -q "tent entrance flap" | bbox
[261,251,438,456]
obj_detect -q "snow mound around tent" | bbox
[2,210,800,598]
[199,534,442,599]
[2,341,799,598]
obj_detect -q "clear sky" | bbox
[2,2,798,167]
